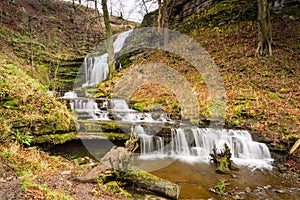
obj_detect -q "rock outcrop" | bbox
[141,0,213,26]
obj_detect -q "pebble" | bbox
[0,178,6,183]
[275,189,285,194]
[245,187,251,193]
[61,170,72,175]
[263,185,271,189]
[233,195,243,200]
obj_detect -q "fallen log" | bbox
[125,167,180,200]
[75,146,180,199]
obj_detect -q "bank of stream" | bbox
[45,137,299,199]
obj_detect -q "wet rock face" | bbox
[141,0,213,26]
[169,0,213,23]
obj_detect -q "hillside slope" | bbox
[0,0,137,144]
[0,0,136,199]
[101,0,300,157]
[0,0,136,93]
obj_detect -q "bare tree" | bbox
[102,0,115,80]
[136,0,157,15]
[157,0,176,28]
[94,0,100,16]
[256,0,272,56]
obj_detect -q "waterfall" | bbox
[138,127,273,169]
[111,99,130,110]
[135,125,165,156]
[170,128,190,156]
[83,54,109,87]
[82,30,133,87]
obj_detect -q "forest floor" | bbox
[0,143,134,200]
[0,0,299,199]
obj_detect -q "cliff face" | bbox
[169,0,212,23]
[141,0,212,26]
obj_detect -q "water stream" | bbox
[81,30,133,87]
[56,29,300,199]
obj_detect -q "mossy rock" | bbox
[216,157,230,174]
[99,121,120,132]
[33,132,77,144]
[213,181,226,195]
[105,132,129,141]
[133,103,144,112]
[105,181,132,197]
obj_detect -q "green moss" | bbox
[33,132,77,144]
[105,132,129,141]
[133,103,144,112]
[99,121,119,131]
[118,54,132,69]
[217,157,230,174]
[0,60,77,139]
[105,181,120,193]
[3,100,20,110]
[105,181,132,197]
[268,92,282,100]
[213,181,226,195]
[174,0,257,32]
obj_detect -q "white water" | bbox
[82,30,133,87]
[83,54,109,87]
[62,91,78,99]
[64,94,273,169]
[110,99,171,123]
[69,98,111,120]
[137,126,273,169]
[61,27,273,169]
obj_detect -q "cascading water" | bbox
[137,126,273,169]
[63,91,273,169]
[82,30,133,87]
[83,54,109,87]
[60,28,273,170]
[62,30,133,119]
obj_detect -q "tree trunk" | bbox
[157,0,170,28]
[102,0,115,80]
[75,147,180,199]
[95,0,99,16]
[256,0,272,56]
[157,0,163,27]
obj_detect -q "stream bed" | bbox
[136,158,300,199]
[47,139,300,199]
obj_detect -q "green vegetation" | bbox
[0,58,77,144]
[104,181,132,198]
[133,103,144,112]
[174,0,257,32]
[0,0,299,198]
[213,181,226,195]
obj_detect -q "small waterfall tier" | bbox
[61,94,172,123]
[81,30,133,87]
[60,28,273,170]
[135,125,273,169]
